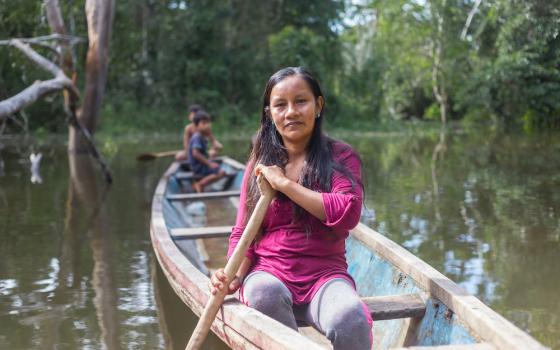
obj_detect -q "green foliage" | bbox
[461,0,560,128]
[425,103,441,120]
[1,0,559,133]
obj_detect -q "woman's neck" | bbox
[284,138,309,162]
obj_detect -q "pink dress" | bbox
[227,141,363,305]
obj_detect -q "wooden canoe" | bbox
[150,157,548,350]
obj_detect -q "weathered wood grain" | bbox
[393,342,495,350]
[171,226,231,239]
[167,190,241,201]
[362,294,426,321]
[350,223,548,350]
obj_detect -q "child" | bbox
[189,111,226,193]
[176,104,223,161]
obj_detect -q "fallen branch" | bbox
[0,33,84,46]
[0,38,111,183]
[0,39,79,119]
[461,0,483,40]
[0,78,71,118]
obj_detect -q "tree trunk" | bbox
[69,0,114,153]
[430,0,448,124]
[80,0,114,132]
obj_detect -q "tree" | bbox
[0,0,114,182]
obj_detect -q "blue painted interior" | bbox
[346,236,477,348]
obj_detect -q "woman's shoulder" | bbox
[329,139,360,162]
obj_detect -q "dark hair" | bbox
[188,104,202,114]
[193,110,210,126]
[245,67,357,227]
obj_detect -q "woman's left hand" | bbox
[255,164,289,192]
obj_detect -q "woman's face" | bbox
[268,76,324,145]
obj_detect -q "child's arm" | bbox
[192,148,218,168]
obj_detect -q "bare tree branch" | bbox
[0,39,79,119]
[11,39,64,77]
[0,78,69,118]
[0,33,84,46]
[461,0,483,40]
[0,0,113,184]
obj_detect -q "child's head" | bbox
[187,104,202,122]
[193,110,212,135]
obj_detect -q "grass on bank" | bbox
[96,101,458,139]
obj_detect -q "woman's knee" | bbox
[323,299,372,350]
[242,272,298,330]
[243,273,292,312]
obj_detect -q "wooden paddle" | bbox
[185,175,275,350]
[136,150,181,161]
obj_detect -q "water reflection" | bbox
[356,129,560,348]
[0,131,558,349]
[0,139,165,349]
[29,152,42,184]
[152,259,227,350]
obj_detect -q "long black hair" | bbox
[244,67,357,227]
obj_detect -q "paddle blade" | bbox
[137,153,157,161]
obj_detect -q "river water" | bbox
[0,129,558,349]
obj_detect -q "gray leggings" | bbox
[242,271,372,350]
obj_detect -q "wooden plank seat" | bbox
[362,293,426,320]
[174,170,238,182]
[167,190,241,201]
[300,293,428,348]
[298,293,426,334]
[171,226,232,239]
[174,171,201,181]
[393,343,495,350]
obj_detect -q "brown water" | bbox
[0,129,558,349]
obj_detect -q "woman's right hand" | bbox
[208,268,241,295]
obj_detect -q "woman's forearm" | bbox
[236,256,252,281]
[280,179,326,221]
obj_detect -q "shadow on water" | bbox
[67,154,120,349]
[152,259,228,350]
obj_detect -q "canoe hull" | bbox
[151,159,548,350]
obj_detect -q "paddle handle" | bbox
[186,180,274,350]
[137,150,181,161]
[155,150,180,157]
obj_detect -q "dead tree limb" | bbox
[461,0,483,40]
[0,39,79,119]
[0,0,114,184]
[0,33,84,46]
[0,78,71,118]
[0,38,111,183]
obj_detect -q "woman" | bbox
[210,67,373,349]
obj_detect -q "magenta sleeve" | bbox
[321,145,363,234]
[227,162,256,262]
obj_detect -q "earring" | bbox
[316,113,321,119]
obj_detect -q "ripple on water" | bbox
[0,279,18,296]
